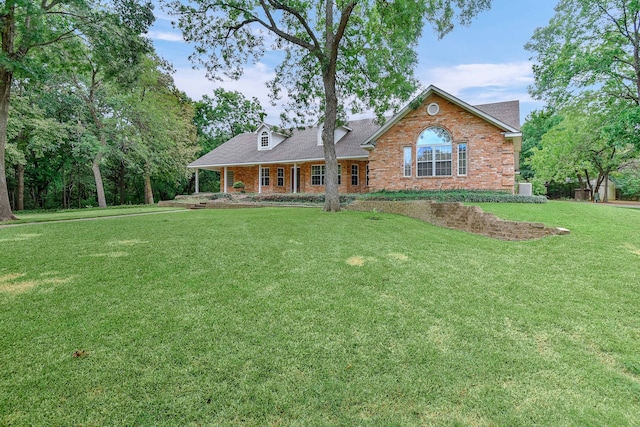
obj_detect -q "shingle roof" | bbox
[474,100,521,131]
[189,118,378,168]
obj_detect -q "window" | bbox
[417,126,452,177]
[277,168,284,186]
[260,167,270,186]
[458,143,467,176]
[403,147,412,177]
[338,164,342,185]
[260,131,269,149]
[366,164,369,186]
[351,164,359,186]
[311,165,325,186]
[226,170,234,189]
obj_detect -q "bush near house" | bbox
[360,189,547,203]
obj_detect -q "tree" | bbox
[195,88,266,155]
[520,109,563,181]
[526,0,640,109]
[192,88,266,193]
[0,0,153,220]
[114,56,198,204]
[528,100,639,201]
[7,82,70,210]
[166,0,491,211]
[526,0,640,159]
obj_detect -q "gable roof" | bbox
[360,85,521,148]
[189,118,378,169]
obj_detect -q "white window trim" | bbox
[260,167,270,186]
[416,127,453,177]
[259,131,270,150]
[277,167,285,187]
[403,146,412,177]
[311,164,325,186]
[457,143,468,176]
[351,164,359,186]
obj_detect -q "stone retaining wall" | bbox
[347,200,569,241]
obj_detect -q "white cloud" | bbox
[172,62,285,121]
[419,61,535,104]
[147,30,184,42]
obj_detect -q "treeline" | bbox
[0,0,265,214]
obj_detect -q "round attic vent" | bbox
[427,103,440,116]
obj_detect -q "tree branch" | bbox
[257,0,319,54]
[265,0,321,51]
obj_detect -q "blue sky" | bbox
[148,1,559,125]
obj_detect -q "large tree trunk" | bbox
[119,161,126,205]
[16,163,24,210]
[0,67,17,220]
[321,74,340,212]
[143,172,154,204]
[0,4,17,220]
[320,0,342,213]
[92,153,107,208]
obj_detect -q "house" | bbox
[188,85,522,194]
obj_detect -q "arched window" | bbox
[260,131,270,148]
[416,126,452,176]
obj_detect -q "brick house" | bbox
[189,85,522,194]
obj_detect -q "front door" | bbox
[290,167,301,193]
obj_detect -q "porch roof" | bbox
[189,118,378,170]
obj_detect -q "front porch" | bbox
[192,160,369,195]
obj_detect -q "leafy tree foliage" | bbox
[0,0,154,220]
[528,100,639,201]
[192,88,266,193]
[526,0,640,199]
[113,56,199,204]
[526,0,640,109]
[520,109,563,181]
[165,0,491,211]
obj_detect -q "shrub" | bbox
[249,193,357,204]
[358,189,547,203]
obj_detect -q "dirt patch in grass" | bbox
[0,273,73,295]
[346,256,366,266]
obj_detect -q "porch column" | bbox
[258,164,262,194]
[195,168,199,194]
[223,167,228,194]
[293,163,298,194]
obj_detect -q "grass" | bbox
[2,205,180,224]
[1,202,639,425]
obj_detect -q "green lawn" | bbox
[1,202,639,425]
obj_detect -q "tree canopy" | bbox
[526,0,640,108]
[0,0,154,220]
[525,0,640,199]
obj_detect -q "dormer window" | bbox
[260,131,270,149]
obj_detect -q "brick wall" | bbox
[367,93,515,193]
[347,200,569,241]
[224,160,369,194]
